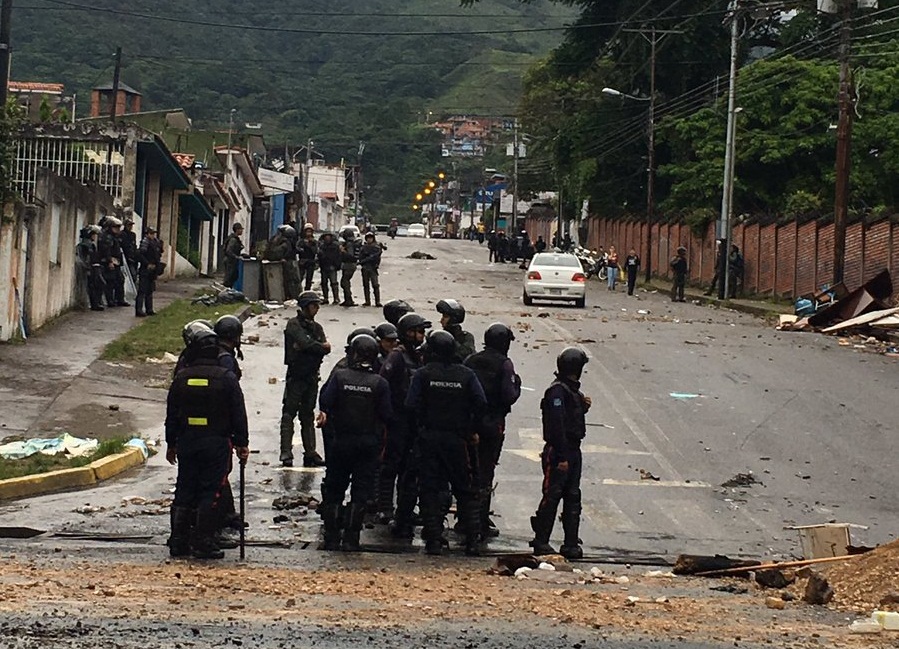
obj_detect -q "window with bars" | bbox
[14,136,126,203]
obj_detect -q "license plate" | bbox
[549,288,562,295]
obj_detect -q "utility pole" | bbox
[721,1,741,300]
[303,138,313,220]
[832,0,854,286]
[512,119,519,232]
[109,46,122,121]
[623,27,681,282]
[0,0,13,107]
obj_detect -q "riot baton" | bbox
[239,458,246,561]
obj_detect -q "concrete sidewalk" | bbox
[0,277,208,439]
[646,279,793,319]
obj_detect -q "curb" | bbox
[645,282,787,319]
[0,446,146,501]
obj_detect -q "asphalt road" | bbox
[2,236,897,564]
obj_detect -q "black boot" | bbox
[559,508,583,560]
[320,503,343,551]
[420,494,446,555]
[375,468,395,524]
[373,286,381,308]
[529,511,557,556]
[481,490,499,539]
[341,503,366,552]
[167,506,194,558]
[459,497,482,556]
[192,507,225,560]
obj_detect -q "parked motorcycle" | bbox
[573,247,607,281]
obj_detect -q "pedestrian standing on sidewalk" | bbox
[317,335,392,551]
[670,246,688,302]
[165,322,249,560]
[624,248,641,296]
[280,291,331,467]
[728,244,744,298]
[704,239,727,298]
[358,232,383,307]
[529,347,591,559]
[487,230,497,262]
[606,246,620,291]
[222,223,244,289]
[135,226,162,317]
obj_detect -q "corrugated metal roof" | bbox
[9,81,65,94]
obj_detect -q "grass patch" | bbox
[0,437,128,481]
[101,299,248,362]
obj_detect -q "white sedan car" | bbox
[523,252,587,308]
[407,223,427,238]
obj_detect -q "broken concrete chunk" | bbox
[803,571,834,605]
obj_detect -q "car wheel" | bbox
[523,289,533,306]
[575,297,586,308]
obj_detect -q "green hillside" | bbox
[430,49,537,116]
[11,1,575,215]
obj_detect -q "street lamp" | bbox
[602,86,654,283]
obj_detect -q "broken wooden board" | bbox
[821,306,899,333]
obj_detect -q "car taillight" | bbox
[572,273,587,282]
[527,271,542,280]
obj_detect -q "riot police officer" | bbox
[77,225,105,311]
[223,222,244,289]
[98,216,128,307]
[406,330,487,555]
[266,224,301,300]
[280,291,331,467]
[297,223,319,291]
[383,299,414,327]
[317,335,392,551]
[436,299,476,362]
[377,312,430,533]
[530,347,592,559]
[464,323,522,539]
[317,232,341,305]
[374,322,399,369]
[339,230,359,307]
[165,322,249,560]
[135,225,162,317]
[358,232,383,307]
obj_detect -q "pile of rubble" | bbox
[777,270,899,352]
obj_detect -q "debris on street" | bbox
[272,493,319,510]
[0,433,98,460]
[673,554,761,576]
[721,472,761,488]
[825,538,899,611]
[407,251,437,260]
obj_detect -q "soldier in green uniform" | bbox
[279,291,331,467]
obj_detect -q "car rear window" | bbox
[532,253,580,268]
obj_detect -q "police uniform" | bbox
[280,309,330,465]
[165,346,248,558]
[339,236,359,306]
[223,231,244,288]
[136,233,162,316]
[98,227,126,306]
[297,235,319,291]
[318,363,392,549]
[405,358,486,554]
[77,230,105,311]
[358,239,382,307]
[445,323,476,362]
[377,344,421,530]
[531,375,589,556]
[464,347,521,536]
[317,236,341,304]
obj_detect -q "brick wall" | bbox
[586,214,899,300]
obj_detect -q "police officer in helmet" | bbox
[382,299,414,327]
[377,312,430,533]
[280,291,332,467]
[464,323,522,539]
[436,299,476,362]
[317,334,392,551]
[374,322,399,368]
[165,322,249,560]
[405,330,487,555]
[530,347,592,559]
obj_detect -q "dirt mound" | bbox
[824,538,899,611]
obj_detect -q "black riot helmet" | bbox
[556,347,589,380]
[214,314,243,344]
[297,291,322,310]
[182,320,216,348]
[374,322,399,341]
[397,313,432,340]
[346,326,376,345]
[484,323,515,355]
[349,334,380,369]
[422,330,456,362]
[383,299,414,326]
[277,224,297,239]
[436,298,465,325]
